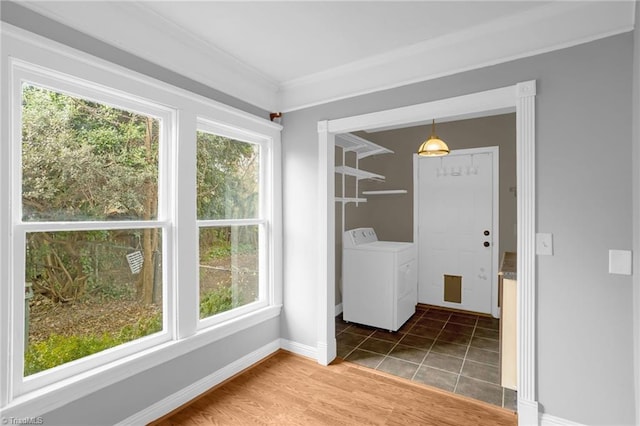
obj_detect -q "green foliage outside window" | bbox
[24,285,235,376]
[21,85,159,222]
[21,84,261,375]
[24,312,162,376]
[196,130,259,220]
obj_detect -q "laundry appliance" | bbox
[342,227,417,332]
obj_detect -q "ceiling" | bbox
[15,1,636,112]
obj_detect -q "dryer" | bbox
[342,227,417,332]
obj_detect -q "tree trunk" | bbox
[137,117,158,305]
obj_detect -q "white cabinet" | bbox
[499,251,517,390]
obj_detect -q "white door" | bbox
[415,147,498,316]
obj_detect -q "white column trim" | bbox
[317,120,336,366]
[516,80,539,425]
[317,81,538,425]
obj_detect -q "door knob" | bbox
[483,241,490,247]
[484,230,490,236]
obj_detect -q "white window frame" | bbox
[11,61,176,396]
[0,24,282,418]
[195,119,272,329]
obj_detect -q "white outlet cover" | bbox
[609,249,632,275]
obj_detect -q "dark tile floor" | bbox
[336,305,517,411]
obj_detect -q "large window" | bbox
[14,74,173,391]
[2,34,281,411]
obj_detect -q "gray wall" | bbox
[282,33,635,424]
[634,2,640,424]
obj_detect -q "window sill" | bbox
[2,304,282,419]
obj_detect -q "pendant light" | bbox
[418,119,450,157]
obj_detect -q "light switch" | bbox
[609,249,632,275]
[536,233,553,256]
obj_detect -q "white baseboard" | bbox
[279,338,318,360]
[334,303,343,316]
[540,413,586,426]
[116,339,281,425]
[516,398,539,426]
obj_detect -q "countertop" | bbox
[499,251,517,280]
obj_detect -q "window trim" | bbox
[12,65,176,395]
[0,23,282,418]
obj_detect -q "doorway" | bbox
[317,81,538,423]
[335,119,512,408]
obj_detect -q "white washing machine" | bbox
[343,227,417,332]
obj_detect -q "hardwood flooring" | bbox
[151,350,517,426]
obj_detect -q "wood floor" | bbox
[151,350,517,426]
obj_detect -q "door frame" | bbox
[317,80,537,424]
[413,146,500,318]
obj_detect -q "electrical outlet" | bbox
[609,250,632,275]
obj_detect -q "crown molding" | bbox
[14,1,635,114]
[15,1,281,112]
[279,1,634,112]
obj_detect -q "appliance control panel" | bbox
[344,227,378,248]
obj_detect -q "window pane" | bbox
[199,225,259,319]
[24,229,163,376]
[196,131,259,220]
[21,84,160,221]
